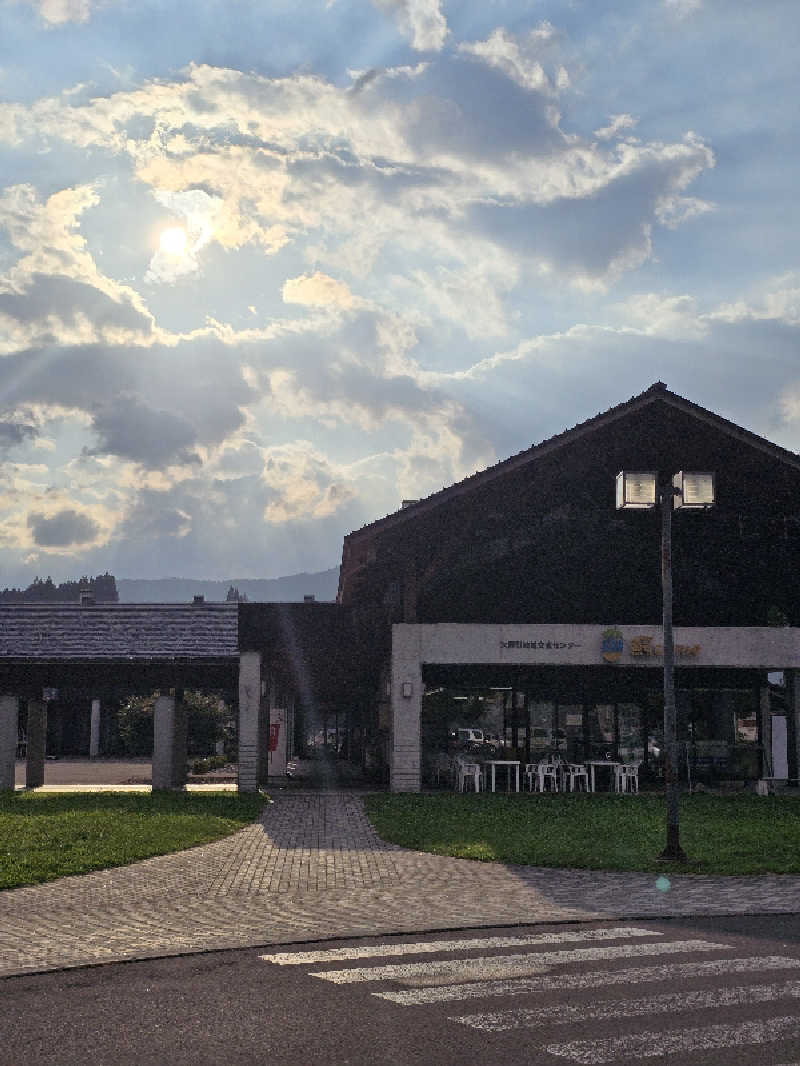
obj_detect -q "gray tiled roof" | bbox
[0,604,239,660]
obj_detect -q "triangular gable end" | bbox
[344,382,800,544]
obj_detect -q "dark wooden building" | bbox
[337,383,800,789]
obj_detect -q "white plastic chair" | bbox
[433,752,454,788]
[535,761,560,792]
[563,763,589,792]
[456,759,483,793]
[524,763,539,791]
[615,763,640,793]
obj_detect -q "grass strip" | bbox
[363,792,800,875]
[0,790,267,890]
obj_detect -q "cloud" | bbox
[0,15,751,584]
[27,507,100,547]
[88,394,201,468]
[664,0,703,17]
[0,422,37,450]
[0,275,156,353]
[118,490,193,541]
[0,184,157,344]
[282,271,355,309]
[261,441,355,522]
[0,55,716,290]
[594,115,638,141]
[145,188,223,284]
[21,0,94,26]
[370,0,448,52]
[0,335,254,469]
[614,292,707,339]
[458,24,562,94]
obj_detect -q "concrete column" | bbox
[787,669,800,785]
[25,699,47,789]
[173,690,187,788]
[256,677,270,786]
[759,685,772,778]
[152,694,187,790]
[89,698,101,758]
[0,695,19,790]
[390,624,423,792]
[238,651,263,793]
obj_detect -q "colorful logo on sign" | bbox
[601,626,623,663]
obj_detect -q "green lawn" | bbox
[0,791,267,890]
[363,792,800,876]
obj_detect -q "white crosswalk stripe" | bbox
[260,925,800,1062]
[307,939,729,984]
[545,1016,800,1063]
[260,925,661,966]
[451,978,800,1031]
[374,954,800,1005]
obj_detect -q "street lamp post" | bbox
[616,469,715,862]
[660,479,683,860]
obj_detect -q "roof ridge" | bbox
[344,382,799,540]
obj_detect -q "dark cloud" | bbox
[466,146,710,279]
[118,488,194,540]
[0,274,154,336]
[88,394,201,467]
[399,59,565,161]
[0,421,36,449]
[0,335,254,467]
[27,508,99,547]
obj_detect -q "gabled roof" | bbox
[0,603,238,661]
[344,382,800,542]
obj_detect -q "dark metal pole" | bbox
[660,484,686,861]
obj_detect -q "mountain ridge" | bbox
[117,567,340,603]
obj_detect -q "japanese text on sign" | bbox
[500,640,583,650]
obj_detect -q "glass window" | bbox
[618,703,644,762]
[529,700,553,754]
[557,704,584,762]
[588,704,615,761]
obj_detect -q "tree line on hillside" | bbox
[0,572,119,603]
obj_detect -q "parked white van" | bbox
[455,728,484,745]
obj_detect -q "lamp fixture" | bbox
[672,470,715,509]
[616,470,715,511]
[615,470,657,509]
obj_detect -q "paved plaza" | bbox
[1,791,800,979]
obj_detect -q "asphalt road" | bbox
[3,916,800,1066]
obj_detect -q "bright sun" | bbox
[159,226,188,255]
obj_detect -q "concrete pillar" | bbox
[390,624,422,792]
[25,699,47,789]
[257,677,270,786]
[89,698,101,758]
[173,690,187,788]
[0,695,19,790]
[759,685,772,778]
[238,651,263,792]
[787,669,800,785]
[152,693,187,790]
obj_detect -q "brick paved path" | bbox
[1,793,798,978]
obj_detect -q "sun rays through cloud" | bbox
[0,0,797,583]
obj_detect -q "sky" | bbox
[0,0,798,585]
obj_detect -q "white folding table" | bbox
[482,759,521,793]
[585,760,622,792]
